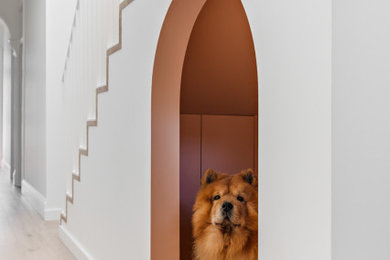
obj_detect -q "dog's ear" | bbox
[240,169,258,187]
[202,169,218,185]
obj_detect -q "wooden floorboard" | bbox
[0,168,76,260]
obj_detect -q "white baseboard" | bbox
[21,180,62,221]
[59,225,95,260]
[21,180,46,218]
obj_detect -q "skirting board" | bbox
[21,180,62,221]
[59,225,95,260]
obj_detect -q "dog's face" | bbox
[193,169,258,236]
[210,173,255,228]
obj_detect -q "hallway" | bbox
[0,168,75,260]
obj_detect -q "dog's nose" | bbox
[222,202,233,212]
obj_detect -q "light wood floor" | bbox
[0,168,76,260]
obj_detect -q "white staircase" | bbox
[58,0,172,258]
[59,0,132,223]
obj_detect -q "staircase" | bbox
[60,0,133,224]
[58,0,173,257]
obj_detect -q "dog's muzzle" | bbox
[221,201,233,218]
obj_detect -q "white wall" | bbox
[22,0,77,220]
[1,0,23,186]
[23,0,46,195]
[243,0,332,259]
[45,0,77,218]
[2,25,11,170]
[333,1,390,259]
[61,1,171,259]
[0,23,3,165]
[59,0,332,259]
[0,46,2,164]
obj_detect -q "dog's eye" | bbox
[213,195,221,201]
[237,196,244,202]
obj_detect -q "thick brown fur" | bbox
[192,169,258,260]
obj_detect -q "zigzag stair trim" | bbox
[60,0,134,224]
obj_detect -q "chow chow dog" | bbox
[192,169,258,260]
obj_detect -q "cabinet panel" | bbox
[202,115,255,176]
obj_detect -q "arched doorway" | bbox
[151,0,258,258]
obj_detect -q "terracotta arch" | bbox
[151,0,258,259]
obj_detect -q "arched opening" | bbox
[151,0,258,258]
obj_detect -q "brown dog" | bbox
[192,169,258,260]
